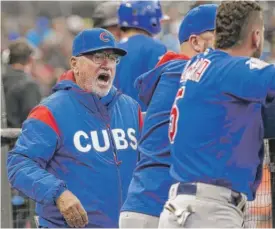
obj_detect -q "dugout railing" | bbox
[1,80,13,228]
[1,125,275,228]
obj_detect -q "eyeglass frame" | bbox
[77,50,121,66]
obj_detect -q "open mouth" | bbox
[97,73,110,85]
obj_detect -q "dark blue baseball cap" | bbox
[178,4,218,44]
[72,28,127,57]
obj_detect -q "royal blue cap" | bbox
[72,28,127,57]
[178,4,218,44]
[118,0,164,36]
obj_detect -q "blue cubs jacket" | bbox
[114,34,167,111]
[121,52,189,217]
[170,48,275,200]
[7,79,142,228]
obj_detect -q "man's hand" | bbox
[56,190,88,228]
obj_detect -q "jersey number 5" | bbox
[169,87,185,144]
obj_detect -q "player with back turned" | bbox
[119,4,218,228]
[114,0,167,111]
[159,1,275,228]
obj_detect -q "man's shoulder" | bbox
[227,57,273,77]
[21,78,40,91]
[194,50,250,72]
[244,57,272,70]
[40,90,71,111]
[4,75,39,95]
[118,35,166,57]
[208,50,272,70]
[165,59,188,70]
[145,37,166,51]
[155,60,187,83]
[132,35,166,50]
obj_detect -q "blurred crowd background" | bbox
[1,1,275,228]
[2,1,275,100]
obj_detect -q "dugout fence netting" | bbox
[244,140,272,228]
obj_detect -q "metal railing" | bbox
[1,81,13,228]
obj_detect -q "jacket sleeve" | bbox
[6,105,67,205]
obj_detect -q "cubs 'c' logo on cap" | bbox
[99,32,110,42]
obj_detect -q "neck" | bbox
[179,42,196,59]
[218,44,253,57]
[121,28,151,40]
[10,63,26,72]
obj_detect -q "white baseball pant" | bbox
[158,182,247,228]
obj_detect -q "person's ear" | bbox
[189,35,201,53]
[252,29,261,49]
[70,56,79,75]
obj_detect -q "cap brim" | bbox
[101,18,119,28]
[79,46,127,56]
[93,18,118,28]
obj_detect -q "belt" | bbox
[176,183,242,207]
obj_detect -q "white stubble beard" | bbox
[90,78,113,98]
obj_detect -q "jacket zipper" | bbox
[106,123,123,211]
[94,96,123,214]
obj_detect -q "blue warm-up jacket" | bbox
[7,79,141,228]
[121,52,190,217]
[170,49,275,200]
[114,34,167,111]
